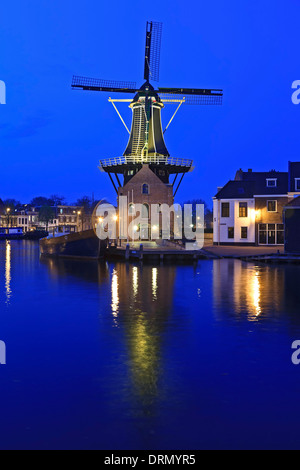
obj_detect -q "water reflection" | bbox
[108,263,176,413]
[5,241,12,304]
[132,267,138,298]
[42,257,176,416]
[152,268,158,300]
[111,268,119,321]
[253,271,262,318]
[41,256,110,285]
[212,259,297,321]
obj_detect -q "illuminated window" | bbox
[239,202,248,218]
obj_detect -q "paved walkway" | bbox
[203,245,285,258]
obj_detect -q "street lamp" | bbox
[77,211,83,232]
[6,208,11,228]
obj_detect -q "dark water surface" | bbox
[1,240,300,450]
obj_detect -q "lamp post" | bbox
[6,208,11,228]
[77,211,83,232]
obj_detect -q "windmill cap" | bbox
[132,81,161,103]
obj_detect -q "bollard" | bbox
[125,244,130,260]
[139,244,144,261]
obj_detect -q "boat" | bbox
[39,229,105,260]
[0,227,24,240]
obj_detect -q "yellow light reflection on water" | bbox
[133,267,138,297]
[111,268,119,319]
[152,268,158,299]
[253,270,262,317]
[5,241,12,303]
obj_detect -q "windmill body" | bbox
[72,21,223,239]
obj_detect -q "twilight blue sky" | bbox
[1,0,300,206]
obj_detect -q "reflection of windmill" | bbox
[72,21,223,196]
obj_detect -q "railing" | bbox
[99,156,193,168]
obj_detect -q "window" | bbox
[259,224,267,244]
[142,184,149,195]
[239,202,248,218]
[142,204,149,219]
[268,224,276,245]
[259,223,284,245]
[277,224,284,244]
[241,227,248,239]
[295,179,300,191]
[128,204,135,215]
[228,227,234,239]
[221,202,230,218]
[267,200,277,212]
[267,178,277,188]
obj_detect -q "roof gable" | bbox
[122,164,168,190]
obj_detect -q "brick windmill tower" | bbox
[72,21,223,240]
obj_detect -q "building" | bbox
[0,204,88,234]
[73,21,222,243]
[284,196,300,253]
[118,164,175,240]
[213,162,300,246]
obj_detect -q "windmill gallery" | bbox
[40,21,223,260]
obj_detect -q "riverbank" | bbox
[203,245,285,258]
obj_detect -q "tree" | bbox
[182,199,213,229]
[76,196,92,213]
[31,196,52,207]
[0,199,4,216]
[38,206,55,232]
[49,195,66,206]
[3,198,21,212]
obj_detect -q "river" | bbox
[0,240,300,450]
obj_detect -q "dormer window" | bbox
[266,178,277,188]
[295,178,300,191]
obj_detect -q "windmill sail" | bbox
[144,21,163,82]
[72,20,223,193]
[72,76,137,93]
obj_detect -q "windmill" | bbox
[72,21,223,198]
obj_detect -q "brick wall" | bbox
[118,165,175,239]
[255,196,289,244]
[118,165,174,207]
